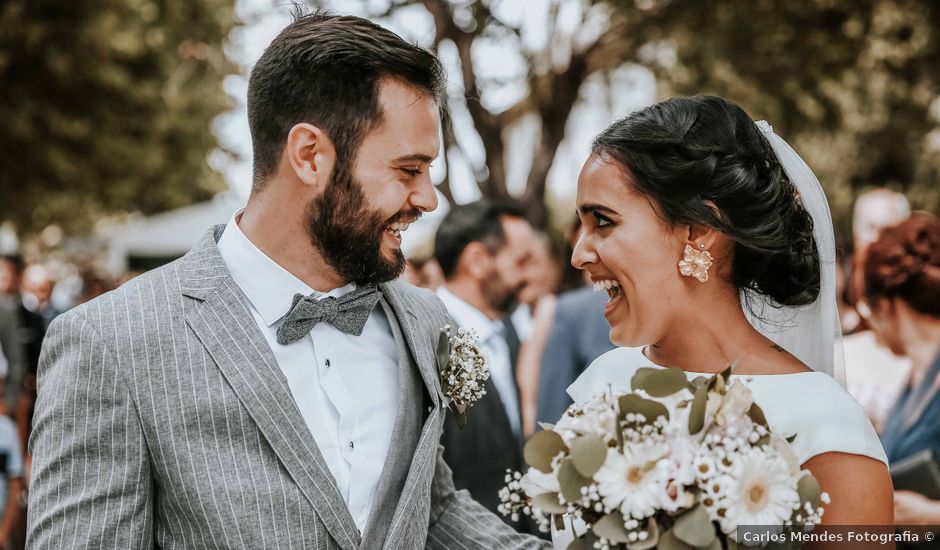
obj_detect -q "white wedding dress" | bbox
[550,347,889,547]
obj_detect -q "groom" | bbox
[27,12,549,550]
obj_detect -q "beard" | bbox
[481,271,522,314]
[304,159,419,285]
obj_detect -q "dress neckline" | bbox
[638,346,824,378]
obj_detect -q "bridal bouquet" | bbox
[499,367,828,549]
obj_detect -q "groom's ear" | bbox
[285,122,336,190]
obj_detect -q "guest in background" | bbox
[0,389,23,550]
[515,232,562,437]
[433,200,539,533]
[19,265,59,329]
[844,189,912,429]
[863,214,940,525]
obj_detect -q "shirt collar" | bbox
[217,209,356,327]
[435,286,503,342]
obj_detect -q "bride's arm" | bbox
[803,451,894,525]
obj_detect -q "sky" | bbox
[211,0,655,252]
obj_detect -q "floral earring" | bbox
[678,243,713,283]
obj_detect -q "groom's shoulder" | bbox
[62,259,189,328]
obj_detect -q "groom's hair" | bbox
[247,9,446,191]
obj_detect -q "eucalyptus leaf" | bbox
[630,367,659,391]
[786,434,797,444]
[797,474,822,507]
[532,492,567,514]
[688,384,708,434]
[592,512,631,543]
[673,505,717,547]
[626,517,660,550]
[619,394,670,423]
[636,367,692,397]
[524,430,568,473]
[658,528,694,550]
[436,330,450,370]
[570,434,607,477]
[558,460,591,503]
[748,403,769,428]
[567,531,599,550]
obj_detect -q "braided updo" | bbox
[591,95,820,307]
[864,213,940,318]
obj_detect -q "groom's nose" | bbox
[410,174,438,213]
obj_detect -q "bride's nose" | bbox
[571,230,598,270]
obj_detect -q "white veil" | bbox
[743,121,845,384]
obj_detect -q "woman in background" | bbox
[865,213,940,525]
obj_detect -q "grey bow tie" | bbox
[276,285,382,345]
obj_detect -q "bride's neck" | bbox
[645,290,777,374]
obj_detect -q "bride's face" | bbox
[572,155,688,346]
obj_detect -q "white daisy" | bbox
[594,445,669,520]
[722,449,800,532]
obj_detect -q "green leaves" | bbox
[619,394,670,424]
[592,512,632,543]
[797,474,822,508]
[523,430,567,473]
[570,435,607,477]
[688,384,709,435]
[673,505,717,547]
[532,492,566,514]
[436,329,451,373]
[632,367,692,397]
[558,460,592,503]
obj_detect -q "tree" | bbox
[0,0,239,235]
[621,0,940,234]
[324,0,940,233]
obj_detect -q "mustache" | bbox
[383,208,423,228]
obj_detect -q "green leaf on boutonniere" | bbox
[748,402,769,428]
[658,528,694,550]
[688,384,708,435]
[436,329,450,372]
[566,531,599,550]
[570,434,607,477]
[524,430,567,473]
[632,367,692,397]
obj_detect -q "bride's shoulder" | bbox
[745,373,888,465]
[566,347,653,403]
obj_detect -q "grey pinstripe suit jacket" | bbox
[27,226,550,550]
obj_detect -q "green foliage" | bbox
[609,0,940,233]
[0,0,238,234]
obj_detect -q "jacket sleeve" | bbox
[27,308,154,549]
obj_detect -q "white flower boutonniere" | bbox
[436,325,490,428]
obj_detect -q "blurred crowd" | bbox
[0,189,936,547]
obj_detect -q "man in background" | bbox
[433,200,538,533]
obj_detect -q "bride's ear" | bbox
[682,200,723,251]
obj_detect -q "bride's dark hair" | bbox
[593,95,820,307]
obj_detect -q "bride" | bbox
[553,95,892,544]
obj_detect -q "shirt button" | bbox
[324,358,331,368]
[348,440,355,451]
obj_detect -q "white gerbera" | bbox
[594,445,669,520]
[722,449,800,532]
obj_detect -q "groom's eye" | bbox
[400,165,426,177]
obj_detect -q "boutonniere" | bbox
[436,325,490,428]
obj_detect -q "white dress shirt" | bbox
[436,287,521,436]
[217,212,399,532]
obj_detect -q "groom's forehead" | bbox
[366,79,441,159]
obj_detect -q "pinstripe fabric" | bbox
[27,226,550,550]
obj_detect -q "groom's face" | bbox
[305,79,441,285]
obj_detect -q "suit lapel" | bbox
[180,227,361,550]
[379,282,442,407]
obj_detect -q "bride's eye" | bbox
[595,214,613,228]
